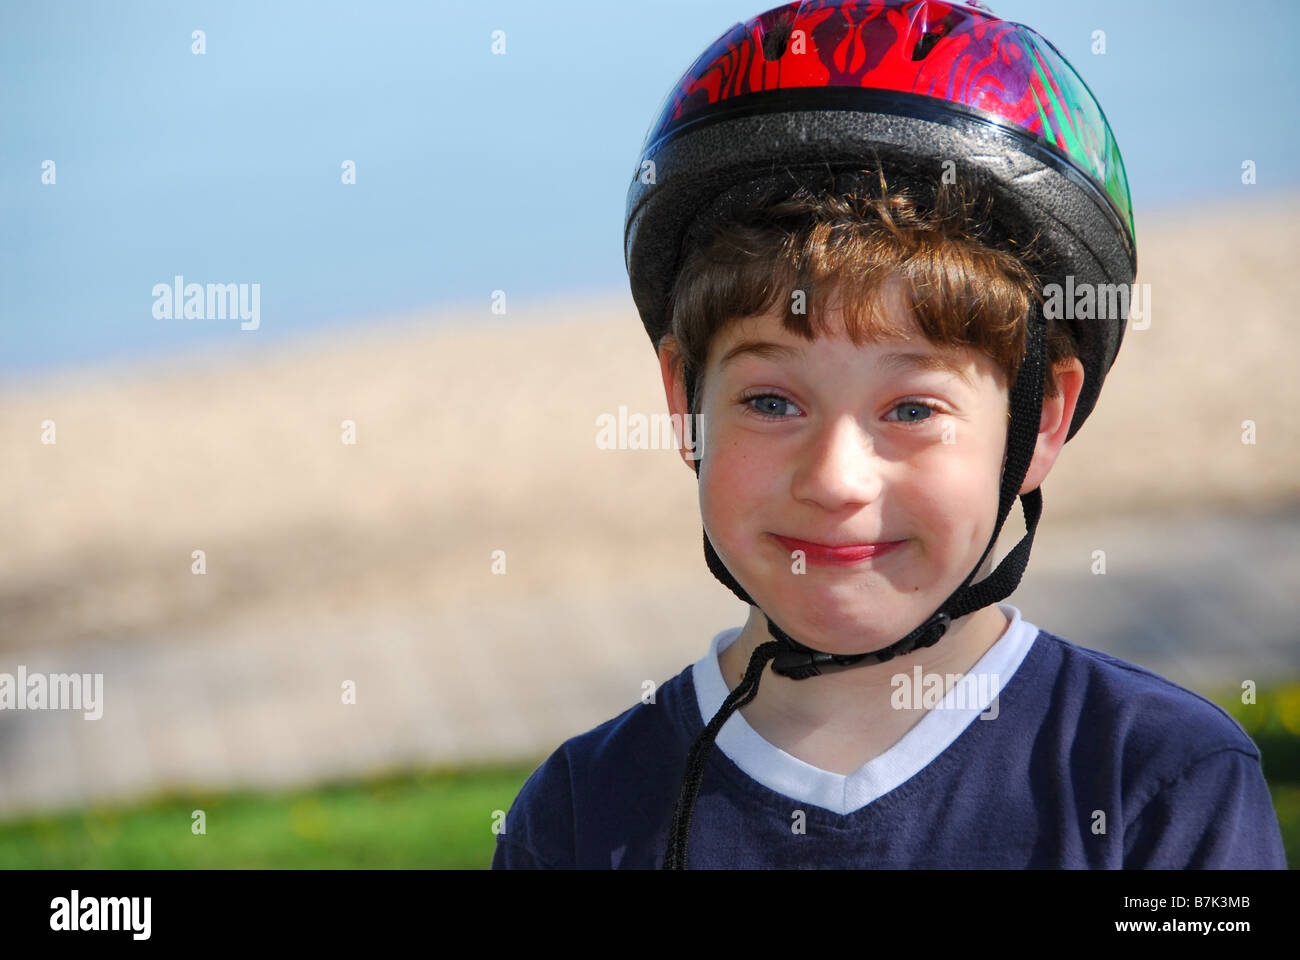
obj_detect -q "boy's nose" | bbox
[789,416,886,511]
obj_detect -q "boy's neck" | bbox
[716,604,1012,776]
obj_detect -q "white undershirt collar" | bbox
[691,602,1040,815]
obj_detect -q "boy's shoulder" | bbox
[492,663,699,869]
[1027,625,1260,766]
[1028,627,1285,868]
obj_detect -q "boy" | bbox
[492,0,1288,869]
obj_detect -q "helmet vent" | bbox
[758,7,797,61]
[911,28,947,61]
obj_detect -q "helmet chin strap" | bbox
[686,305,1047,679]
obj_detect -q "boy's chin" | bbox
[758,593,929,651]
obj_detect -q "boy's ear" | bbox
[658,336,698,471]
[1019,357,1085,495]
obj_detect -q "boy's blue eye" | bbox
[889,401,935,423]
[743,393,800,418]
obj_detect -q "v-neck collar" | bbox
[690,603,1040,815]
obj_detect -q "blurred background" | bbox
[1,0,1297,868]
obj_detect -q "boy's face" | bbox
[667,278,1023,655]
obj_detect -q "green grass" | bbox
[1,683,1296,869]
[1266,782,1300,870]
[0,762,542,869]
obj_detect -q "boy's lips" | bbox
[770,534,906,565]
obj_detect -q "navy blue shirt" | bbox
[492,604,1287,869]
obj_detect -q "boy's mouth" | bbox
[770,534,906,566]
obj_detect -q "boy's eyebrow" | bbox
[718,339,804,369]
[879,350,975,387]
[718,339,975,387]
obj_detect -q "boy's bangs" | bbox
[666,181,1062,401]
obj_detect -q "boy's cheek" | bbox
[701,478,773,554]
[705,459,777,512]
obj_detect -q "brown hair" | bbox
[663,171,1078,418]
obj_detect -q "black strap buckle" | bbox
[917,611,952,649]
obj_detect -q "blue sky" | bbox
[3,0,1297,376]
